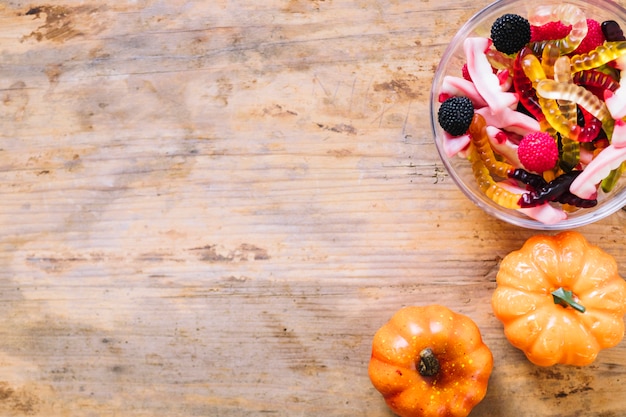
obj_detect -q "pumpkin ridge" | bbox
[492,231,626,366]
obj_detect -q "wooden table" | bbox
[0,1,625,416]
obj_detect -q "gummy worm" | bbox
[468,115,521,209]
[558,191,598,208]
[554,56,603,143]
[497,180,567,224]
[572,70,620,93]
[537,95,579,141]
[509,168,547,190]
[464,37,518,113]
[570,41,626,73]
[550,55,585,167]
[520,50,547,86]
[570,144,626,198]
[440,75,489,108]
[577,107,602,143]
[486,126,522,167]
[513,47,546,122]
[486,48,515,71]
[536,79,614,138]
[520,53,578,139]
[553,56,577,125]
[468,146,522,209]
[468,115,515,179]
[536,79,611,122]
[532,78,601,142]
[528,4,588,54]
[512,170,597,208]
[510,169,594,208]
[560,135,581,171]
[541,42,562,79]
[600,161,625,193]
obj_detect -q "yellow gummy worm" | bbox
[536,79,611,121]
[570,41,626,73]
[553,56,577,125]
[541,42,561,79]
[522,54,579,139]
[521,52,547,86]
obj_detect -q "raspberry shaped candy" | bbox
[518,132,559,173]
[437,96,474,136]
[530,21,572,42]
[491,14,531,55]
[572,19,605,55]
[461,63,497,81]
[461,63,471,81]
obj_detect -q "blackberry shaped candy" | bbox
[437,96,474,136]
[491,14,531,55]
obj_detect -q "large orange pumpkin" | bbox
[492,231,626,366]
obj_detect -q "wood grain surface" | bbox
[0,1,625,416]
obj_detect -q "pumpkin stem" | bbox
[552,287,586,313]
[418,348,440,377]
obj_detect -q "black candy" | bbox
[602,20,626,42]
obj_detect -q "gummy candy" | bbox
[553,56,577,124]
[537,79,610,120]
[436,6,626,223]
[476,106,540,136]
[536,79,614,139]
[464,37,518,113]
[486,126,522,167]
[513,47,546,122]
[470,114,516,178]
[573,70,620,92]
[509,169,597,208]
[541,42,562,78]
[529,4,588,54]
[486,48,516,70]
[570,41,626,73]
[520,53,581,139]
[603,20,626,42]
[519,171,597,207]
[440,76,489,108]
[468,147,521,209]
[560,135,581,171]
[570,144,626,198]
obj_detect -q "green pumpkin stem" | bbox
[552,287,586,313]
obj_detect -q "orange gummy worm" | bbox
[468,114,521,209]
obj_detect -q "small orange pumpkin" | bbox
[492,231,626,367]
[368,305,493,417]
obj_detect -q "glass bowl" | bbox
[430,0,626,230]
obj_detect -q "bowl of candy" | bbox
[430,0,626,229]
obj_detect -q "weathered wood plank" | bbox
[0,0,624,416]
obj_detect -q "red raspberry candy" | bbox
[530,21,572,42]
[518,132,559,173]
[462,63,471,81]
[462,63,497,82]
[572,19,605,54]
